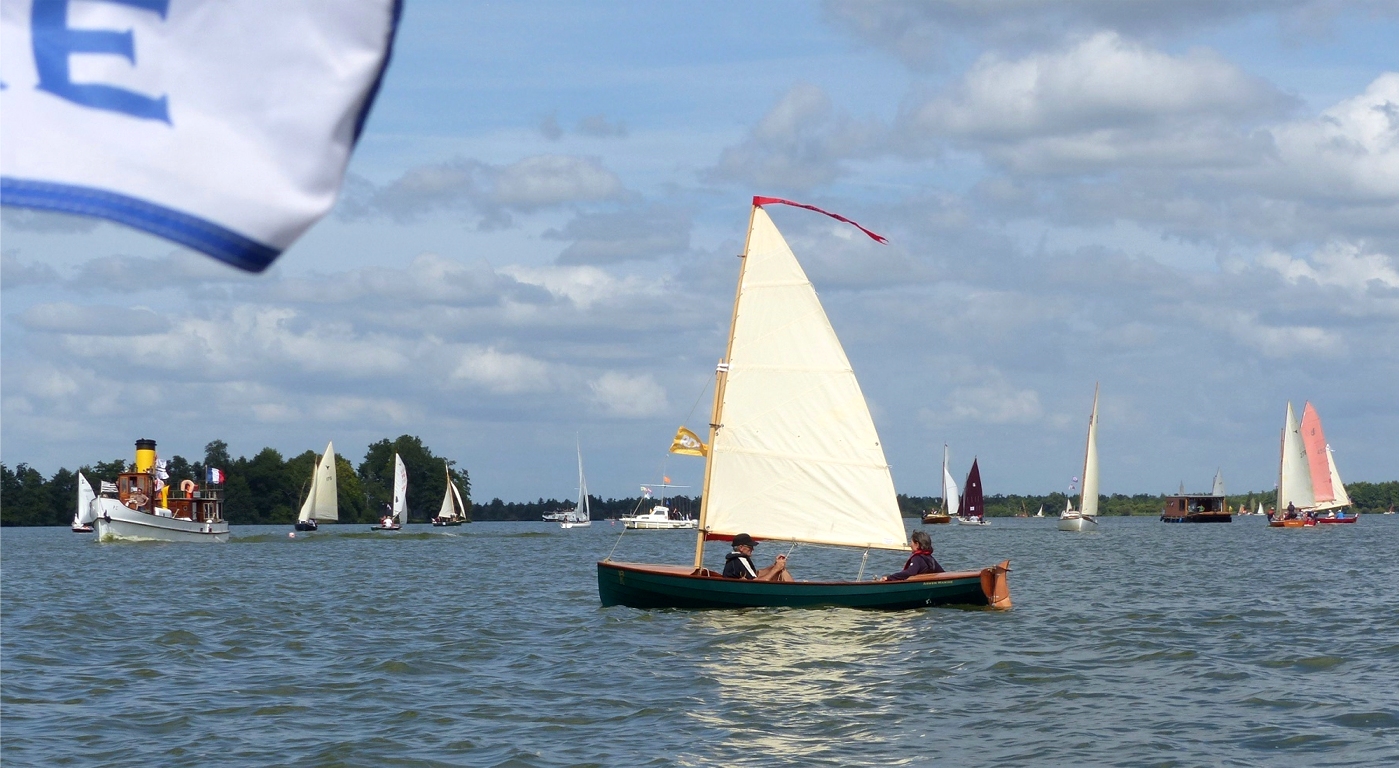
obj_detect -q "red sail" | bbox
[962,458,984,519]
[1299,402,1334,504]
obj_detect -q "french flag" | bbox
[206,467,225,484]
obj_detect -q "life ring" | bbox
[180,479,197,495]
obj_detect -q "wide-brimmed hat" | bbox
[731,533,756,548]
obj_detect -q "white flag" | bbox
[0,0,400,272]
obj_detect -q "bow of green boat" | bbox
[597,560,1011,611]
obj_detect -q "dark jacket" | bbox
[723,552,758,579]
[886,551,944,581]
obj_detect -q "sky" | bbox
[3,0,1397,503]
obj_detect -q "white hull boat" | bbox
[562,442,593,529]
[1057,512,1096,532]
[97,502,230,542]
[622,505,697,529]
[95,439,229,543]
[373,453,410,531]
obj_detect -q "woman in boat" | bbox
[722,533,793,581]
[877,530,945,581]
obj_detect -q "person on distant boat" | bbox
[722,533,793,581]
[877,530,945,581]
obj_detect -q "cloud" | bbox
[492,155,625,209]
[539,113,564,141]
[942,369,1044,424]
[344,154,626,224]
[708,83,885,190]
[19,303,171,336]
[589,371,669,417]
[825,1,1376,69]
[1,252,60,289]
[900,32,1293,172]
[544,206,691,264]
[1258,240,1399,293]
[451,346,555,394]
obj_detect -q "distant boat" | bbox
[1386,504,1395,515]
[620,486,697,530]
[561,443,592,529]
[431,461,468,527]
[598,199,1009,610]
[372,454,407,531]
[71,472,97,533]
[921,445,956,524]
[1034,504,1044,518]
[957,458,989,525]
[1060,385,1100,532]
[94,439,229,542]
[294,442,338,532]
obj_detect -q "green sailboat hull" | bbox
[597,561,1011,611]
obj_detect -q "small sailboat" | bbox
[1300,402,1356,524]
[372,454,407,531]
[921,445,956,524]
[957,458,989,525]
[597,199,1009,610]
[1060,385,1100,532]
[1385,503,1395,515]
[71,472,97,533]
[1270,402,1317,528]
[294,442,338,532]
[94,439,229,542]
[431,461,469,526]
[561,444,592,529]
[1034,504,1044,518]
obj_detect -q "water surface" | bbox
[3,517,1397,766]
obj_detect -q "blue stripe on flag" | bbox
[1,177,281,272]
[353,0,403,144]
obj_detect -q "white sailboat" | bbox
[373,454,407,531]
[597,199,1011,610]
[1034,504,1044,518]
[1059,384,1100,532]
[562,443,592,529]
[72,472,98,532]
[1271,401,1316,527]
[294,442,338,532]
[431,461,468,526]
[922,446,957,524]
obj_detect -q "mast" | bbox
[1276,402,1288,512]
[692,204,760,571]
[941,445,949,515]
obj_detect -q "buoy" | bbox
[288,532,295,538]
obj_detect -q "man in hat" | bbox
[722,533,793,581]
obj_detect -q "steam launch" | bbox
[90,439,230,543]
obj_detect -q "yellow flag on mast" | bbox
[669,426,708,456]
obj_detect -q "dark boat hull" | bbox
[71,525,94,533]
[294,520,318,531]
[597,561,1010,611]
[371,524,402,531]
[431,518,463,527]
[921,514,952,524]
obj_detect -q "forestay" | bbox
[702,208,907,551]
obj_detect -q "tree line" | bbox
[1,435,470,526]
[5,447,1396,525]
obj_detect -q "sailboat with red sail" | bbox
[1300,402,1356,524]
[958,458,989,526]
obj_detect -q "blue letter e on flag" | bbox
[31,0,171,123]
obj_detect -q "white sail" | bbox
[701,208,907,551]
[1278,402,1315,511]
[941,446,960,517]
[1081,387,1100,519]
[575,444,591,523]
[75,472,98,526]
[297,442,338,521]
[392,453,408,524]
[1211,468,1225,498]
[436,462,458,521]
[450,479,467,521]
[1316,446,1352,511]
